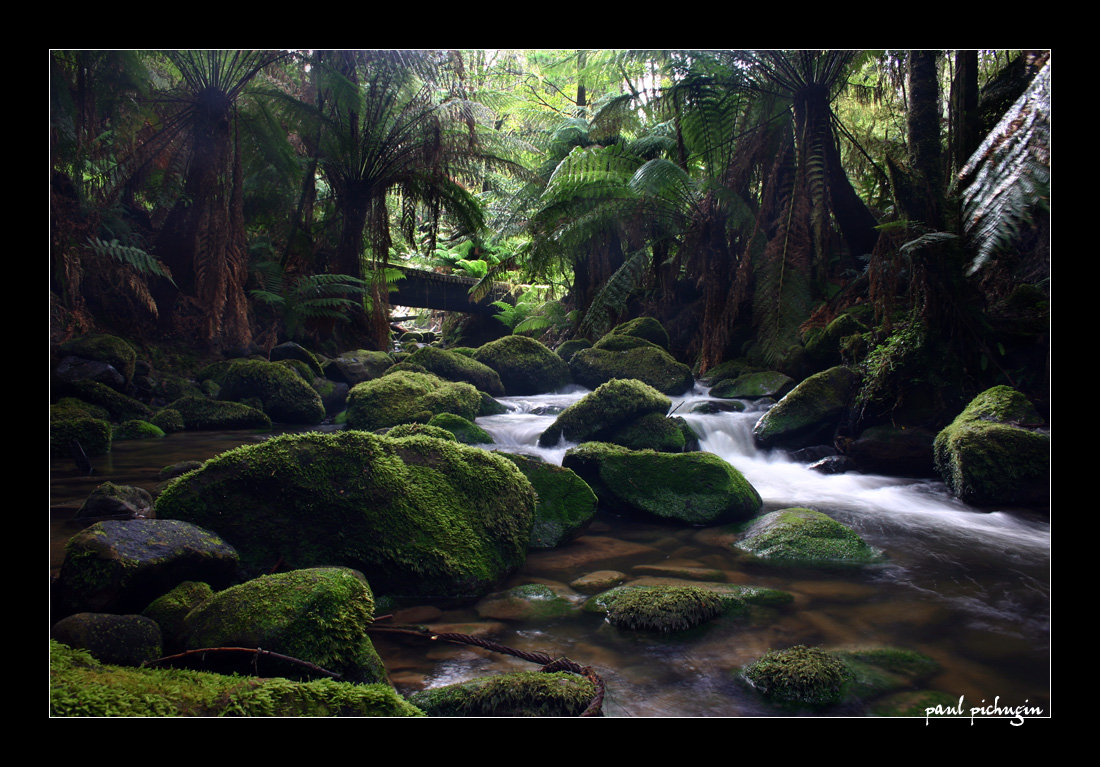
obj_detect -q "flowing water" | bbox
[50,386,1051,718]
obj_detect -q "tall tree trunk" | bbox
[907,51,944,231]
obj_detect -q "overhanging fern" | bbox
[87,237,176,286]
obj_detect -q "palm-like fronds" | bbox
[958,59,1050,274]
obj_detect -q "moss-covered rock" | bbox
[834,647,941,700]
[150,408,184,434]
[752,366,859,450]
[269,341,324,376]
[407,346,505,396]
[142,581,213,653]
[58,334,137,387]
[166,396,272,431]
[475,583,579,621]
[598,584,724,633]
[732,508,879,566]
[183,568,386,684]
[385,423,457,442]
[538,378,671,447]
[699,359,761,386]
[609,317,671,350]
[606,412,695,452]
[471,335,571,395]
[57,519,239,616]
[51,397,111,422]
[804,313,869,369]
[743,645,853,708]
[323,350,394,385]
[497,452,597,548]
[51,416,111,458]
[563,442,762,525]
[569,343,694,395]
[217,359,325,425]
[932,385,1049,507]
[76,481,153,519]
[555,339,591,364]
[112,419,165,440]
[51,613,163,666]
[66,379,153,422]
[155,431,535,599]
[426,412,494,444]
[711,371,795,400]
[50,640,423,717]
[407,671,596,717]
[345,371,481,432]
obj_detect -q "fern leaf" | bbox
[87,237,176,286]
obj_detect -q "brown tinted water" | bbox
[50,391,1050,718]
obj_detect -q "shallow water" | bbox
[50,387,1050,718]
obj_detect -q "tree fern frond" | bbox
[87,237,176,286]
[580,248,653,337]
[958,59,1050,274]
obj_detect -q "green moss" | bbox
[555,339,591,364]
[113,419,165,440]
[167,396,271,430]
[275,358,315,381]
[183,568,385,684]
[564,442,762,525]
[345,371,481,431]
[50,640,423,717]
[569,345,694,395]
[710,371,795,400]
[476,583,578,621]
[59,334,137,385]
[68,379,153,422]
[426,412,494,444]
[408,671,596,717]
[600,585,724,633]
[219,359,325,425]
[539,378,670,447]
[834,648,940,699]
[607,411,688,452]
[496,453,597,548]
[733,508,878,566]
[386,423,457,441]
[155,431,535,599]
[743,645,853,708]
[142,581,213,652]
[609,316,671,349]
[52,397,111,422]
[150,408,184,434]
[472,335,571,395]
[51,416,111,458]
[752,366,859,449]
[932,386,1049,506]
[407,346,505,396]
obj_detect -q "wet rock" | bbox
[76,481,153,519]
[51,613,163,666]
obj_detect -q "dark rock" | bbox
[51,613,162,666]
[752,366,859,450]
[77,481,153,519]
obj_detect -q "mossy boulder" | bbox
[58,334,137,387]
[538,378,671,447]
[155,431,535,599]
[932,385,1049,507]
[563,442,762,525]
[752,366,859,450]
[323,350,394,385]
[166,396,272,431]
[497,452,597,548]
[217,359,325,425]
[269,341,324,377]
[426,412,494,444]
[51,613,162,666]
[50,640,423,717]
[51,416,111,458]
[150,408,184,434]
[732,508,878,566]
[472,335,571,395]
[345,371,481,432]
[76,481,153,519]
[183,568,386,684]
[385,423,457,442]
[608,316,671,350]
[66,379,153,422]
[607,412,696,452]
[597,584,724,633]
[804,313,869,369]
[407,346,505,396]
[407,671,596,717]
[569,342,694,395]
[475,583,579,621]
[113,419,165,440]
[142,581,214,653]
[743,645,853,708]
[57,520,239,616]
[711,371,795,400]
[556,339,591,364]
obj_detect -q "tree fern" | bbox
[958,58,1050,274]
[579,248,653,337]
[87,237,176,286]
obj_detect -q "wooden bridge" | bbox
[387,265,515,315]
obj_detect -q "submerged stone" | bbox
[732,508,878,566]
[743,645,853,708]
